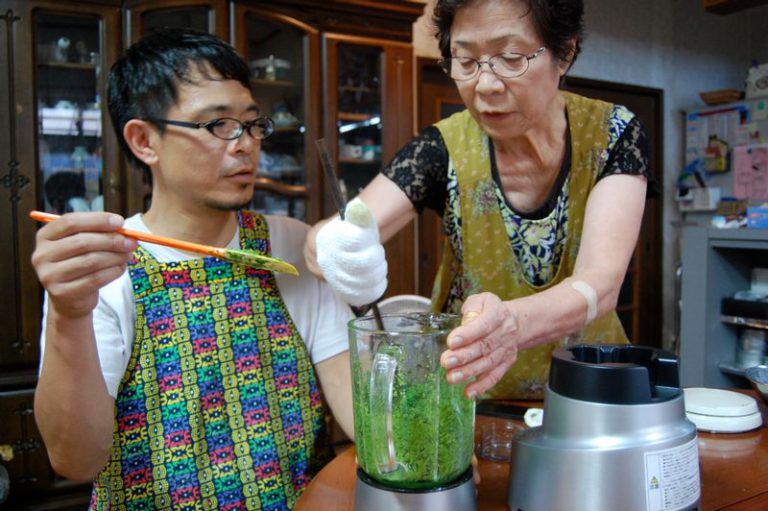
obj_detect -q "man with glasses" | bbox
[31,28,353,510]
[306,0,653,401]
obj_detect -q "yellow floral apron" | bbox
[432,92,629,399]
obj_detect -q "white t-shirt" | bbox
[40,213,352,398]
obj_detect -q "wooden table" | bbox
[296,392,768,511]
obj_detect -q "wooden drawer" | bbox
[0,388,90,509]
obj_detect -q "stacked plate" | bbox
[684,388,762,433]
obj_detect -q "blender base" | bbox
[354,467,476,511]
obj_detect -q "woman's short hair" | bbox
[433,0,584,67]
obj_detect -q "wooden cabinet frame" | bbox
[1,1,424,508]
[1,5,122,507]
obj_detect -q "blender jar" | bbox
[349,313,475,489]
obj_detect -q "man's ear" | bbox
[123,119,159,166]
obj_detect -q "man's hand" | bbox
[315,198,387,306]
[31,212,137,318]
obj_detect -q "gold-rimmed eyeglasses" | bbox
[438,47,546,81]
[145,116,275,141]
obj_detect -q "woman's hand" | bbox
[313,198,388,307]
[439,293,521,398]
[31,212,137,319]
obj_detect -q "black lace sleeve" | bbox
[381,126,450,215]
[599,116,658,198]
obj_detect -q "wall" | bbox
[412,0,767,351]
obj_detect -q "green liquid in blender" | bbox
[352,353,475,489]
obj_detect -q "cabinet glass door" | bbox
[126,1,229,43]
[140,7,210,34]
[324,36,416,297]
[123,2,228,214]
[335,43,383,204]
[240,12,315,222]
[35,12,104,214]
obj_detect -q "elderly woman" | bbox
[307,0,650,400]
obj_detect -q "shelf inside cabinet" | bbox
[38,108,101,137]
[37,61,98,71]
[721,314,768,330]
[339,85,378,94]
[338,112,379,122]
[338,157,381,165]
[259,167,304,178]
[251,78,296,88]
[703,0,768,14]
[272,125,304,134]
[718,361,746,376]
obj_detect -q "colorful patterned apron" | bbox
[90,211,331,510]
[432,92,629,399]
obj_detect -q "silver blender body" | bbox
[355,467,475,511]
[508,345,700,511]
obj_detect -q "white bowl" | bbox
[745,365,768,404]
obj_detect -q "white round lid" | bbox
[686,410,762,433]
[683,387,759,417]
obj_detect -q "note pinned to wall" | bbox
[733,144,768,200]
[754,100,768,121]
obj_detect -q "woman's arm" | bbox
[358,174,419,243]
[440,173,648,397]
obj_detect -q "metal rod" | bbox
[315,138,384,329]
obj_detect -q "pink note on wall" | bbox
[732,144,768,201]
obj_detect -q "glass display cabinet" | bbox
[35,12,105,214]
[323,34,417,297]
[1,4,121,508]
[0,0,121,386]
[234,7,321,222]
[0,2,424,508]
[334,43,384,204]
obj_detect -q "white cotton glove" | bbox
[316,198,388,306]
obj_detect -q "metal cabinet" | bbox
[679,227,768,388]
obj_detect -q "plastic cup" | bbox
[477,421,522,462]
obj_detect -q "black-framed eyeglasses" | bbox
[438,47,546,81]
[145,116,275,140]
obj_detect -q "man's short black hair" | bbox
[107,28,252,177]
